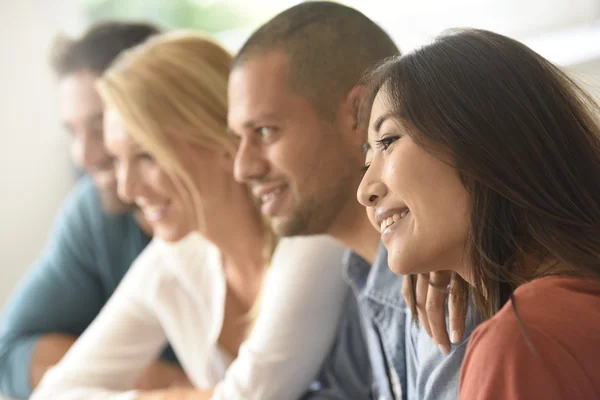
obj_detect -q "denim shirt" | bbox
[344,244,479,400]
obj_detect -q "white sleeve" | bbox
[30,245,168,400]
[212,235,349,400]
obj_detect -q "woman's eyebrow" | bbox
[373,112,394,133]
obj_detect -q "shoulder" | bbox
[465,276,599,360]
[471,276,600,342]
[267,235,347,288]
[55,176,137,236]
[271,235,346,266]
[116,240,176,303]
[123,240,164,281]
[460,276,600,399]
[54,176,100,225]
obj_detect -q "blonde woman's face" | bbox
[104,107,196,242]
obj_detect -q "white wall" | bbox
[348,0,600,52]
[0,1,80,307]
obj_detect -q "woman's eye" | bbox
[375,135,400,150]
[137,152,155,163]
[361,164,371,174]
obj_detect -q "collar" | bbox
[344,243,406,311]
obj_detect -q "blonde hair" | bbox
[98,31,276,288]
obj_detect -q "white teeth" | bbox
[379,210,409,233]
[145,206,163,215]
[142,205,167,221]
[261,187,283,203]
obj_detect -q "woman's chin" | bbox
[386,254,407,276]
[386,253,424,277]
[155,226,191,243]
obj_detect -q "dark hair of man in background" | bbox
[50,21,160,78]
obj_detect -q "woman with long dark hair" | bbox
[358,28,600,398]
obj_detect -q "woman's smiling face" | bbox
[357,88,471,277]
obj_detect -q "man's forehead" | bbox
[235,50,290,73]
[230,51,291,92]
[228,55,298,126]
[59,72,104,119]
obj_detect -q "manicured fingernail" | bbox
[439,344,450,355]
[451,330,461,344]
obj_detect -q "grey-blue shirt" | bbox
[0,177,178,399]
[306,244,478,399]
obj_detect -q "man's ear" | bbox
[338,84,367,142]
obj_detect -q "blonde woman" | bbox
[31,31,349,400]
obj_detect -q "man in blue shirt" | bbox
[0,22,187,399]
[229,2,477,399]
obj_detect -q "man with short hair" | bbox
[0,22,188,399]
[229,2,475,399]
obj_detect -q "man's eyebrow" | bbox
[239,112,283,131]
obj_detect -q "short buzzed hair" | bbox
[49,21,160,79]
[234,1,400,118]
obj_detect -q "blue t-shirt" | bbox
[0,177,177,398]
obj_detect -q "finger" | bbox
[449,273,469,344]
[427,271,452,354]
[402,274,414,312]
[415,273,432,338]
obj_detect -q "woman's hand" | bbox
[402,271,468,354]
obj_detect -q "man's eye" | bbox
[259,127,270,137]
[257,127,277,142]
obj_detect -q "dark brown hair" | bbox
[233,1,399,118]
[50,21,160,79]
[362,28,600,320]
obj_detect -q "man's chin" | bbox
[270,213,310,237]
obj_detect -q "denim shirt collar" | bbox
[343,243,472,400]
[343,244,407,400]
[344,244,407,311]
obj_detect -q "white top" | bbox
[31,232,348,400]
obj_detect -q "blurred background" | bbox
[0,0,599,307]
